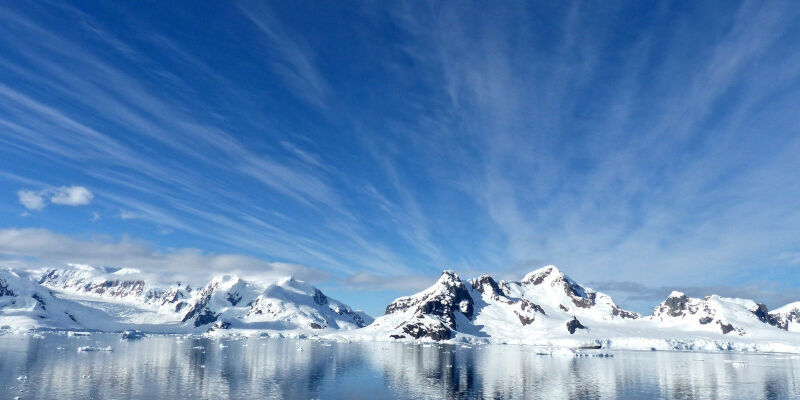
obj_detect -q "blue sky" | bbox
[1,1,799,316]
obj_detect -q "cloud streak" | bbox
[0,2,798,314]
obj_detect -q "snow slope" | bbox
[2,266,370,336]
[4,264,800,353]
[0,268,118,332]
[770,301,800,332]
[330,265,800,353]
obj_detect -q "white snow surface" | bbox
[3,264,800,353]
[1,265,370,336]
[327,265,800,353]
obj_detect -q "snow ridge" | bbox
[2,266,370,335]
[330,265,800,353]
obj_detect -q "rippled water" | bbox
[1,334,799,399]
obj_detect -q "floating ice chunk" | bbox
[77,346,112,352]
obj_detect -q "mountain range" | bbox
[2,264,799,352]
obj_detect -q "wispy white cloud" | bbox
[237,2,332,111]
[0,1,798,311]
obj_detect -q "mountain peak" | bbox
[521,265,563,285]
[668,291,686,299]
[436,270,462,286]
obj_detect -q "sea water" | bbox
[1,333,798,399]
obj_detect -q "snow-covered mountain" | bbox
[179,275,371,333]
[4,263,800,353]
[770,301,800,332]
[38,265,192,313]
[1,265,370,335]
[650,291,784,335]
[332,265,800,353]
[0,268,118,331]
[344,266,638,342]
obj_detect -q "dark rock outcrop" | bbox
[566,317,586,334]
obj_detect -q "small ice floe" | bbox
[16,375,27,382]
[724,360,747,367]
[296,346,304,352]
[192,346,204,349]
[575,352,614,358]
[218,343,227,349]
[536,347,576,357]
[77,346,112,352]
[121,330,146,340]
[68,331,92,337]
[200,365,206,369]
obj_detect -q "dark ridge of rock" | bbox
[751,303,785,329]
[699,316,714,325]
[523,267,554,286]
[32,293,46,310]
[227,292,242,306]
[66,312,77,323]
[471,275,502,295]
[516,312,535,325]
[519,299,546,315]
[389,334,406,339]
[611,306,639,319]
[718,321,735,335]
[559,304,569,312]
[181,280,221,324]
[566,317,586,334]
[309,322,323,329]
[193,310,218,327]
[571,292,596,309]
[385,271,474,331]
[768,307,797,331]
[0,280,15,297]
[662,293,689,317]
[402,320,451,341]
[313,289,328,306]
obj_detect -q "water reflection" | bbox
[1,334,798,399]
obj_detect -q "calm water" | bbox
[1,334,799,399]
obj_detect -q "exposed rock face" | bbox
[0,269,83,330]
[181,275,369,331]
[402,319,452,340]
[6,266,370,334]
[471,275,503,297]
[656,292,691,317]
[719,321,736,335]
[181,279,224,326]
[384,271,472,340]
[522,266,597,309]
[368,266,643,341]
[769,303,800,331]
[566,317,586,334]
[0,279,16,297]
[652,292,788,336]
[39,267,192,308]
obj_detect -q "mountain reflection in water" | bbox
[1,334,798,399]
